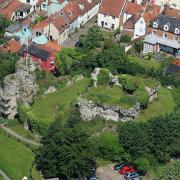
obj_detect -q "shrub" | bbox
[135,88,149,109]
[104,38,114,49]
[134,157,151,174]
[120,35,131,43]
[97,69,110,86]
[95,132,125,161]
[118,75,138,93]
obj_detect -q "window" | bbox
[104,14,107,17]
[153,22,158,28]
[163,33,168,38]
[164,25,169,31]
[105,22,107,26]
[174,36,178,41]
[49,35,53,40]
[112,16,115,19]
[26,0,30,3]
[175,28,179,34]
[140,20,144,24]
[152,30,157,35]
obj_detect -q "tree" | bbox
[157,160,180,180]
[36,117,95,179]
[56,48,85,75]
[0,52,18,81]
[95,132,125,161]
[78,25,104,49]
[120,35,131,43]
[133,39,143,54]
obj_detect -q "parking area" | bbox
[96,164,125,180]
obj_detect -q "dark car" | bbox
[124,172,140,179]
[113,162,130,170]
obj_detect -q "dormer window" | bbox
[79,3,84,9]
[175,28,179,35]
[153,22,158,28]
[164,24,169,31]
[68,11,72,16]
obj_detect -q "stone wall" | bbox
[78,98,140,121]
[0,58,37,119]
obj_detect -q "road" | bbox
[0,169,10,180]
[61,16,97,48]
[97,164,125,180]
[0,125,41,147]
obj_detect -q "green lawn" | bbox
[136,87,175,122]
[30,78,90,124]
[0,130,40,180]
[83,86,136,109]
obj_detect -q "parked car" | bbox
[119,165,136,175]
[113,162,130,170]
[89,168,100,180]
[124,172,139,179]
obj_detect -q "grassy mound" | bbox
[136,87,175,122]
[0,130,40,180]
[83,86,136,109]
[30,78,90,125]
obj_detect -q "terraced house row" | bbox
[0,0,179,73]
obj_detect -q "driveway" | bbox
[96,164,125,180]
[61,16,97,48]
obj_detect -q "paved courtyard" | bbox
[61,17,97,48]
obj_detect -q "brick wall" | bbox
[147,27,180,42]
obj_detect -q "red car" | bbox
[119,165,136,175]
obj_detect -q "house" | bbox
[150,0,180,10]
[97,0,126,31]
[123,2,144,23]
[122,14,146,39]
[48,0,68,16]
[0,39,21,53]
[143,15,180,56]
[163,5,180,19]
[32,14,70,45]
[0,0,33,20]
[62,0,100,32]
[20,42,60,72]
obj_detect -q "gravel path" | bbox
[0,169,10,180]
[0,125,41,147]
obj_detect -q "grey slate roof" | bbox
[6,23,21,33]
[150,15,180,34]
[167,64,180,75]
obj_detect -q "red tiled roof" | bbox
[124,2,144,15]
[32,20,49,29]
[121,29,134,37]
[44,41,61,52]
[123,14,141,29]
[0,39,21,53]
[62,1,82,23]
[143,4,161,23]
[163,5,180,19]
[99,0,126,17]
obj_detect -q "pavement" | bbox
[61,16,97,48]
[96,164,125,180]
[0,125,41,147]
[0,169,10,180]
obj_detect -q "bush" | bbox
[104,38,114,49]
[118,75,138,93]
[95,132,125,161]
[97,69,110,86]
[120,35,131,43]
[134,157,151,174]
[135,88,149,109]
